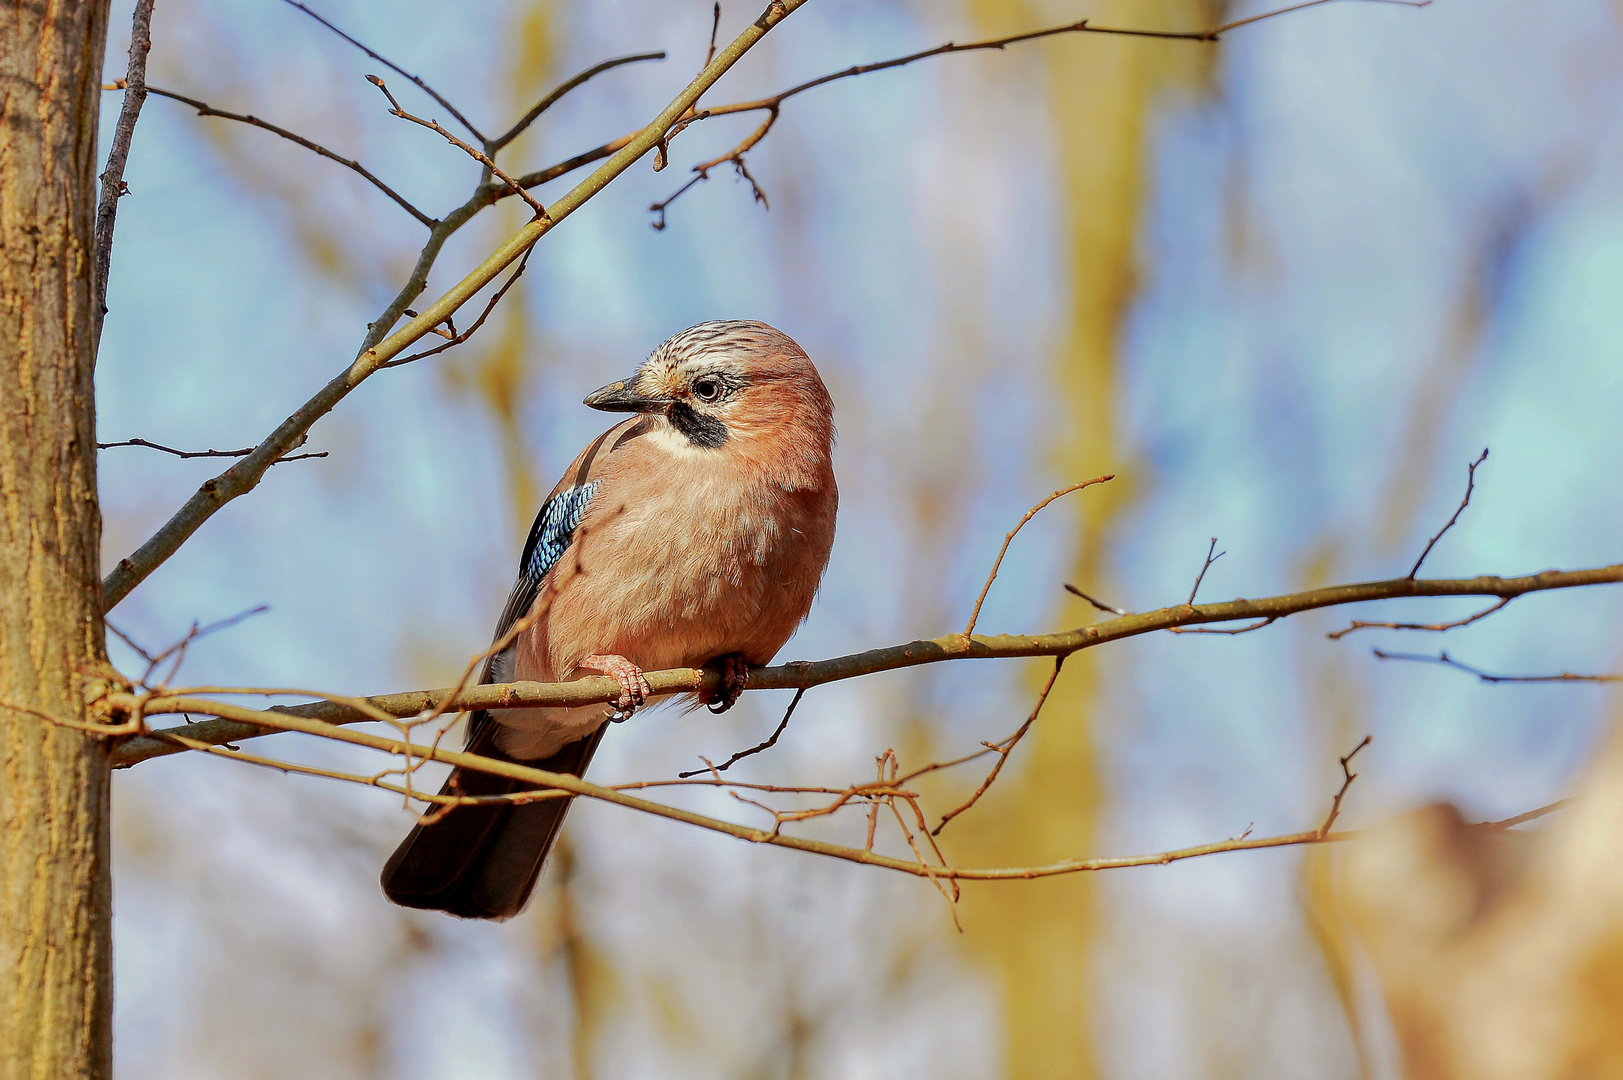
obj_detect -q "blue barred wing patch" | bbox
[521,481,600,585]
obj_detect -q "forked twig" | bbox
[1317,735,1371,839]
[1186,537,1225,606]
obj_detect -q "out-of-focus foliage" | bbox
[97,0,1623,1077]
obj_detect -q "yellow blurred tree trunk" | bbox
[956,3,1213,1076]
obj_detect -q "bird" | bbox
[381,321,838,920]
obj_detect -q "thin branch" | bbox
[490,51,668,154]
[1169,617,1276,635]
[1410,448,1489,578]
[679,687,806,778]
[1186,537,1225,606]
[964,476,1115,636]
[1479,798,1575,830]
[1064,583,1126,616]
[1327,596,1512,640]
[933,657,1064,835]
[378,248,532,369]
[95,0,157,336]
[1213,0,1430,39]
[366,76,546,217]
[278,0,487,143]
[704,3,723,67]
[97,437,327,464]
[1318,735,1371,839]
[1372,648,1623,684]
[109,562,1623,767]
[100,0,810,613]
[145,85,436,227]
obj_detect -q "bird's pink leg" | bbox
[700,653,750,714]
[579,654,651,714]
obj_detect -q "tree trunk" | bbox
[0,2,114,1077]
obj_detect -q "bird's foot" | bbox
[579,654,651,715]
[701,653,750,714]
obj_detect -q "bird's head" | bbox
[585,322,834,467]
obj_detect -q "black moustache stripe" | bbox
[667,402,728,448]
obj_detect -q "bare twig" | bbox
[97,438,327,464]
[1410,448,1489,578]
[1186,537,1225,606]
[490,51,667,154]
[1064,583,1126,616]
[679,687,806,778]
[108,604,270,690]
[100,0,810,612]
[145,85,436,227]
[278,0,487,143]
[1317,735,1371,839]
[95,0,157,335]
[1479,798,1575,829]
[367,76,546,217]
[964,476,1114,636]
[1327,596,1512,640]
[1169,617,1277,636]
[1372,648,1623,684]
[704,3,723,68]
[379,248,533,369]
[110,562,1623,768]
[933,657,1064,835]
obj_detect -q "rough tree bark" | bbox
[0,1,115,1077]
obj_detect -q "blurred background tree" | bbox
[88,0,1623,1077]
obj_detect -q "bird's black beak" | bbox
[583,378,670,414]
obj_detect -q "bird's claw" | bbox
[701,653,750,714]
[581,654,650,716]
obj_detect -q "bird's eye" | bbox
[693,378,721,402]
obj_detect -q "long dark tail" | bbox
[380,715,607,920]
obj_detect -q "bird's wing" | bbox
[469,418,650,743]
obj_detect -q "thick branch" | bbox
[112,563,1623,766]
[100,0,809,612]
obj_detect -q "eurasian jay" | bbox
[381,321,838,919]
